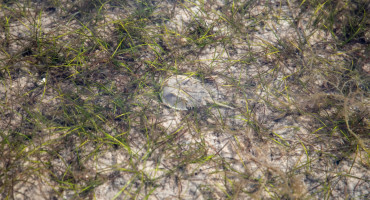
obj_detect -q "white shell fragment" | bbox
[161,75,234,110]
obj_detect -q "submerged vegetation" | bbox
[0,0,368,199]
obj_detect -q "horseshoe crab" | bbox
[160,75,234,110]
